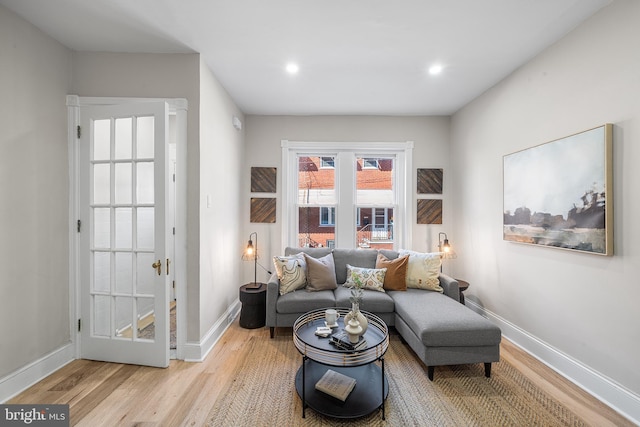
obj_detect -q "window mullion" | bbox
[335,152,355,248]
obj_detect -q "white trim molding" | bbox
[0,343,75,403]
[182,301,241,362]
[466,300,640,425]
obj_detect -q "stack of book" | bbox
[329,330,367,351]
[315,326,332,337]
[314,369,357,401]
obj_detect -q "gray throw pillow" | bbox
[304,253,338,291]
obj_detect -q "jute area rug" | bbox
[207,332,588,427]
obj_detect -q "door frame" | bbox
[67,95,188,361]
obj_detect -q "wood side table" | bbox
[239,283,266,329]
[456,279,469,304]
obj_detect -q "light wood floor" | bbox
[9,319,635,427]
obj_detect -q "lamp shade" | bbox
[437,232,457,272]
[242,232,260,288]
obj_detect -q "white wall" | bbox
[451,0,640,419]
[198,58,245,340]
[243,115,453,277]
[1,35,246,394]
[0,5,71,379]
[71,52,205,343]
[72,53,246,349]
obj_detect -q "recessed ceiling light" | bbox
[286,63,299,74]
[428,64,443,75]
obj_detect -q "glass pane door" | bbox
[90,115,158,340]
[80,101,169,368]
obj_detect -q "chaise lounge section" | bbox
[390,288,500,380]
[266,247,501,380]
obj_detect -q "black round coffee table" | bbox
[293,308,389,419]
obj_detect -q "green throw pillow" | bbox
[344,264,387,292]
[304,253,338,291]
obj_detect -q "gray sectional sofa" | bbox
[266,247,502,380]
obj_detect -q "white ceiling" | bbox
[1,0,611,115]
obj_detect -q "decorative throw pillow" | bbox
[398,249,443,292]
[344,264,387,292]
[273,254,307,295]
[304,253,338,291]
[375,253,409,291]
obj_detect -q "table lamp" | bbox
[242,232,261,289]
[438,232,457,272]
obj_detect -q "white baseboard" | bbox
[0,343,75,403]
[466,300,640,425]
[182,300,241,362]
[1,301,243,401]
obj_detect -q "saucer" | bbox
[325,321,339,328]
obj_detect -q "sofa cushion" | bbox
[399,249,443,292]
[304,253,338,291]
[379,249,400,260]
[276,289,336,314]
[334,286,395,313]
[390,289,501,347]
[375,253,408,291]
[273,254,307,295]
[332,249,378,284]
[285,247,332,258]
[344,264,386,292]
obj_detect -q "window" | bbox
[297,155,335,247]
[320,207,335,226]
[356,156,394,248]
[283,141,413,250]
[362,158,379,169]
[320,157,335,168]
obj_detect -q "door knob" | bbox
[152,260,162,275]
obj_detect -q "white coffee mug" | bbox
[325,309,340,325]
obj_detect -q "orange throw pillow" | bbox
[375,253,409,291]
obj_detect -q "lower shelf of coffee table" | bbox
[295,358,388,419]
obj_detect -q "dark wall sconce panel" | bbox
[251,167,277,193]
[250,198,276,223]
[417,199,442,224]
[417,168,443,194]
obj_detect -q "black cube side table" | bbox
[239,283,267,329]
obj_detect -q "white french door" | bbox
[78,101,170,368]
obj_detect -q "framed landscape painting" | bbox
[503,124,613,255]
